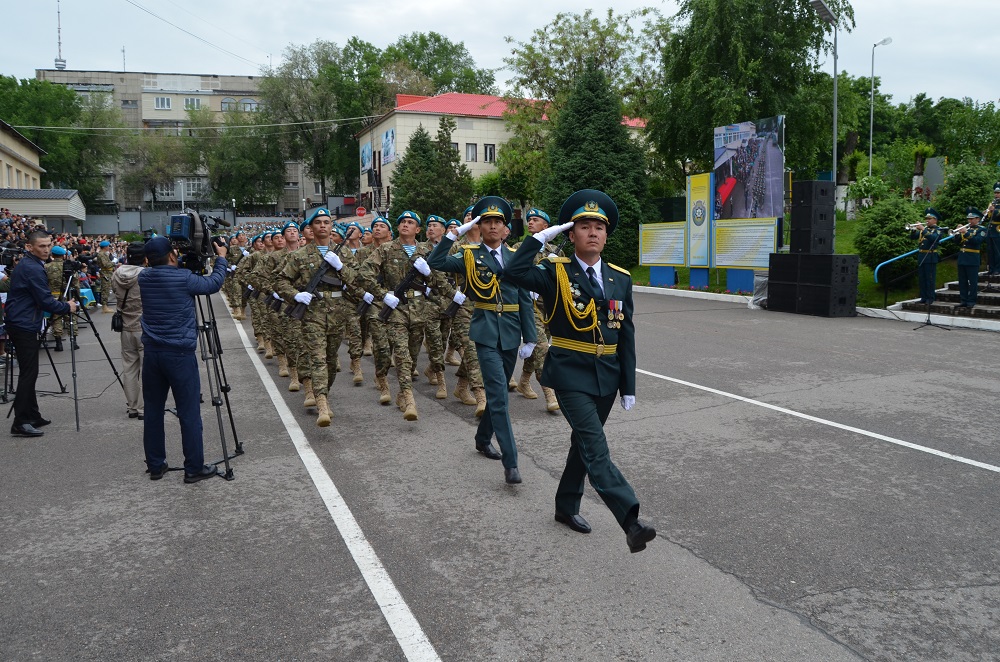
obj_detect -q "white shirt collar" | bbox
[574,255,602,282]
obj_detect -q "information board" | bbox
[639,222,686,266]
[712,218,778,269]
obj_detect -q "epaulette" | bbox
[462,243,480,250]
[546,255,571,263]
[608,263,630,276]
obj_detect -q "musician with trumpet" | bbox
[986,183,1000,275]
[910,208,947,305]
[954,207,988,309]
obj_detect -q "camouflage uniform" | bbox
[512,239,559,377]
[224,243,246,314]
[248,247,288,357]
[355,244,392,383]
[96,251,115,307]
[44,258,74,339]
[358,239,449,396]
[275,244,361,394]
[416,240,447,377]
[235,249,265,344]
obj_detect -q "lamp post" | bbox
[810,0,838,186]
[232,198,237,226]
[869,37,892,177]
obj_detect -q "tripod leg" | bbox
[203,295,242,453]
[75,305,126,392]
[196,296,235,479]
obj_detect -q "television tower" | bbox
[54,0,67,70]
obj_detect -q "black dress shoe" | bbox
[184,464,219,483]
[138,413,144,421]
[72,339,80,350]
[555,512,591,534]
[54,338,64,352]
[504,467,522,484]
[128,411,139,419]
[31,418,52,428]
[147,463,169,481]
[626,520,657,553]
[475,442,502,460]
[11,423,44,437]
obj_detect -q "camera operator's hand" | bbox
[294,292,314,306]
[68,299,78,313]
[323,251,343,271]
[213,241,227,257]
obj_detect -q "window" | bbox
[465,143,477,162]
[157,181,175,198]
[154,96,171,110]
[239,98,259,112]
[6,165,12,187]
[451,142,459,153]
[284,181,299,189]
[184,97,201,110]
[221,97,237,111]
[484,144,496,163]
[121,99,138,109]
[184,177,206,198]
[16,170,22,188]
[314,182,322,195]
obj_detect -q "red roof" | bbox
[623,117,646,128]
[394,92,509,118]
[395,94,431,108]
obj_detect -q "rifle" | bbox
[355,208,389,318]
[378,261,422,322]
[285,227,357,320]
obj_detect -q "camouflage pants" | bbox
[521,308,549,377]
[338,306,363,361]
[301,295,351,397]
[48,291,75,338]
[370,312,392,379]
[266,299,285,354]
[385,305,423,392]
[451,305,483,389]
[284,316,303,371]
[416,299,445,374]
[249,297,264,338]
[99,273,113,305]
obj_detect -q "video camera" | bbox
[0,242,24,268]
[168,209,230,258]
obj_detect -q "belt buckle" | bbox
[495,302,504,313]
[595,343,605,357]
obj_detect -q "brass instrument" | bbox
[904,222,924,231]
[949,223,971,236]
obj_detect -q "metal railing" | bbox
[874,234,957,308]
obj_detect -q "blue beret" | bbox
[144,236,173,259]
[425,214,447,227]
[371,216,394,238]
[51,245,67,256]
[396,210,422,226]
[99,240,111,247]
[305,208,332,225]
[282,221,299,233]
[446,218,461,228]
[464,205,475,217]
[526,208,550,224]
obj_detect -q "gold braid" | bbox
[463,248,500,300]
[543,262,597,332]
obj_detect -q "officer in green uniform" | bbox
[428,197,537,485]
[910,208,947,305]
[506,189,656,553]
[986,183,1000,275]
[96,240,116,313]
[955,206,988,309]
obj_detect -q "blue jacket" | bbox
[5,253,72,333]
[139,258,227,351]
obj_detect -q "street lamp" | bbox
[869,37,892,177]
[810,0,838,187]
[232,198,237,226]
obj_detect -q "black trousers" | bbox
[8,327,41,427]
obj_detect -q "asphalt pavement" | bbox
[2,290,999,661]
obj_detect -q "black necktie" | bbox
[490,249,503,274]
[586,266,602,294]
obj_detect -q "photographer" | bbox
[112,242,146,421]
[6,230,78,437]
[139,236,227,482]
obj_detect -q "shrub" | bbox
[854,196,924,287]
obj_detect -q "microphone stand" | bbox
[914,228,949,331]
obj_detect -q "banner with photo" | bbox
[360,142,372,172]
[712,115,785,221]
[687,173,712,267]
[381,129,396,165]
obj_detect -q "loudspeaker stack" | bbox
[767,181,859,317]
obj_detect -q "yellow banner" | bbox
[639,222,686,266]
[687,173,711,267]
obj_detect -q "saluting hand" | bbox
[447,216,480,241]
[534,221,574,244]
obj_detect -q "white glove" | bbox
[534,221,574,244]
[621,395,635,411]
[413,256,431,276]
[324,251,343,271]
[547,253,559,259]
[294,292,313,305]
[447,216,480,241]
[530,291,539,301]
[241,248,250,256]
[247,284,254,291]
[383,292,399,309]
[425,286,432,297]
[0,264,7,274]
[272,292,282,301]
[518,342,536,359]
[452,290,466,305]
[363,292,374,304]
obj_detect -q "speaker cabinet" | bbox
[768,253,799,282]
[766,281,798,313]
[790,227,834,254]
[791,180,834,206]
[789,204,835,232]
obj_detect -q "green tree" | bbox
[931,162,1000,226]
[648,0,855,187]
[853,196,923,287]
[388,118,473,220]
[202,110,286,210]
[538,61,648,268]
[383,32,495,95]
[121,131,187,208]
[473,171,503,199]
[0,77,126,206]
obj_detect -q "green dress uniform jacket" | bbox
[427,237,536,350]
[957,225,987,265]
[505,236,635,398]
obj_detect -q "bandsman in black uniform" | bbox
[986,182,1000,275]
[910,208,947,305]
[506,189,656,553]
[955,206,988,309]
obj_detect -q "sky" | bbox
[3,0,996,107]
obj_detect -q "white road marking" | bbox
[232,320,441,661]
[638,368,1000,474]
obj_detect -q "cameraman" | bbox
[139,236,227,482]
[6,230,78,437]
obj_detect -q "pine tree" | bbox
[538,61,648,267]
[388,118,474,222]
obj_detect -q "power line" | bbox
[122,0,264,69]
[12,114,380,133]
[158,0,272,59]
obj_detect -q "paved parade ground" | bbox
[3,290,1000,661]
